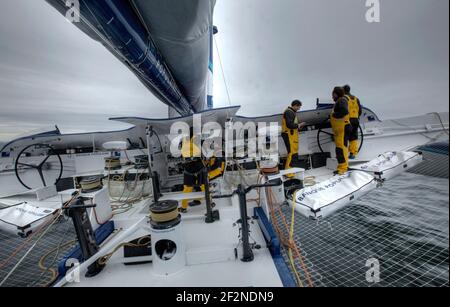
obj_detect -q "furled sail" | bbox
[45,0,216,116]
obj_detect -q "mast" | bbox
[207,26,219,110]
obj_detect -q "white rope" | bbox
[214,36,232,106]
[430,112,449,136]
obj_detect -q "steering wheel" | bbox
[316,120,364,154]
[14,144,63,190]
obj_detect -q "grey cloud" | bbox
[0,0,448,141]
[213,0,449,118]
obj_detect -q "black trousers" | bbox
[335,124,352,164]
[183,159,206,187]
[349,118,359,142]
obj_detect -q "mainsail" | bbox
[45,0,216,116]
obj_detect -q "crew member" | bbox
[180,131,204,213]
[343,84,362,159]
[281,100,306,175]
[180,136,225,213]
[331,87,352,175]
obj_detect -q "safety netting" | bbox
[0,206,77,287]
[409,141,449,179]
[273,172,449,287]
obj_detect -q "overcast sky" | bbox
[0,0,449,141]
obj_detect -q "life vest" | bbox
[282,107,299,134]
[345,95,360,119]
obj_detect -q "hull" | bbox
[0,109,448,198]
[0,108,448,288]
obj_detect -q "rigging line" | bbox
[36,239,77,287]
[31,219,74,287]
[0,192,79,284]
[214,36,232,106]
[0,211,63,287]
[430,112,449,136]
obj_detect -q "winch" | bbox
[260,161,285,206]
[104,157,121,170]
[75,175,113,231]
[260,160,280,176]
[149,200,185,276]
[79,175,103,194]
[150,200,180,225]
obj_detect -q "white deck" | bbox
[61,196,283,287]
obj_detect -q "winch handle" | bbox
[212,193,236,199]
[244,180,282,194]
[212,180,282,199]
